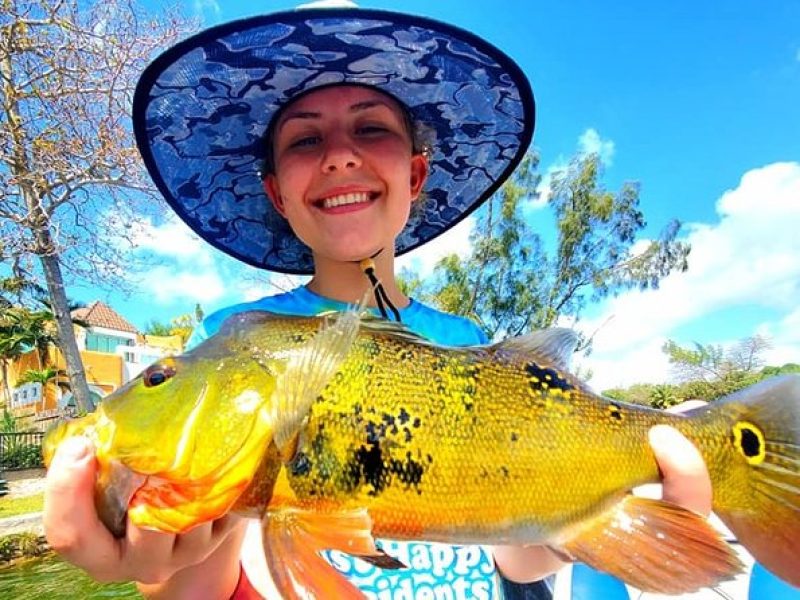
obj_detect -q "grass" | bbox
[0,493,44,519]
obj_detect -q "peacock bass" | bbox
[43,310,800,598]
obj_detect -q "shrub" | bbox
[0,443,43,469]
[0,532,44,562]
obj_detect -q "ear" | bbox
[409,153,429,202]
[263,175,286,217]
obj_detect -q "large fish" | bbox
[43,310,800,598]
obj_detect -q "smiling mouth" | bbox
[317,191,378,209]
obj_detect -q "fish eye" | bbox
[142,362,177,388]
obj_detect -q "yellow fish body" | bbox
[43,310,800,598]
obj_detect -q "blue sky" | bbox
[79,0,800,390]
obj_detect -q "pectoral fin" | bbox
[556,495,743,594]
[271,310,361,461]
[261,506,402,600]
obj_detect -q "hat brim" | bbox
[133,8,535,274]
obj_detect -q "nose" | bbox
[322,133,361,173]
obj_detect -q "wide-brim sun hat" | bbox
[133,6,535,274]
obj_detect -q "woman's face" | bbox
[263,85,428,266]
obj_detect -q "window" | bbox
[86,332,133,354]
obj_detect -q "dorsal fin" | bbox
[495,328,578,371]
[357,314,438,346]
[219,309,290,331]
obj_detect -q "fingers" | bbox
[648,425,713,516]
[44,437,125,580]
[44,436,244,586]
[124,515,244,584]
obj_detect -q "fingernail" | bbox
[648,425,675,447]
[57,437,91,463]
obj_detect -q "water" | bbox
[0,553,140,598]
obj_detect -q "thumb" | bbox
[44,436,102,551]
[648,425,712,516]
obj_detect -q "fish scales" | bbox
[283,334,690,543]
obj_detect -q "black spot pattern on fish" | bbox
[345,439,427,496]
[355,443,388,494]
[289,451,312,477]
[608,403,624,421]
[398,407,411,425]
[524,363,574,393]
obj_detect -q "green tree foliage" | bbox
[662,334,772,400]
[406,152,691,341]
[144,304,205,342]
[143,320,173,337]
[606,335,791,406]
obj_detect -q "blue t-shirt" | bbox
[191,286,506,599]
[189,285,488,348]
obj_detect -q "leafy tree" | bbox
[1,1,193,412]
[648,383,679,409]
[663,334,772,400]
[17,366,65,411]
[408,152,690,341]
[143,320,173,337]
[761,363,800,376]
[169,305,205,344]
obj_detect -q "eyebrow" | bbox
[277,100,395,131]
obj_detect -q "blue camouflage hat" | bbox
[133,7,535,274]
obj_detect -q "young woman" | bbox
[43,7,712,599]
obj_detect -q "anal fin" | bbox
[557,495,743,594]
[262,506,401,600]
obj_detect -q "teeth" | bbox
[322,192,370,209]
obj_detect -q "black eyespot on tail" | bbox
[732,421,766,465]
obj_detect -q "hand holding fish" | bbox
[43,436,244,593]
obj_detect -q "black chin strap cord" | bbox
[359,257,401,322]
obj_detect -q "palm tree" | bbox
[0,307,33,406]
[17,367,67,412]
[0,304,72,406]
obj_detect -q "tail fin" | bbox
[711,375,800,589]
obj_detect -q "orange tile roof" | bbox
[72,301,138,334]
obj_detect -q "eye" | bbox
[142,362,177,388]
[356,124,389,136]
[288,135,320,149]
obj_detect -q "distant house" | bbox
[3,301,183,424]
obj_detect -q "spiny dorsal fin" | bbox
[357,314,438,346]
[218,310,294,334]
[270,310,361,458]
[495,328,578,371]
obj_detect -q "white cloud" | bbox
[193,0,221,21]
[397,216,476,277]
[130,217,217,266]
[578,128,615,166]
[758,306,800,367]
[145,267,226,304]
[129,217,227,305]
[580,162,800,391]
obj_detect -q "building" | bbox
[2,301,183,425]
